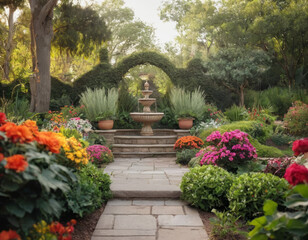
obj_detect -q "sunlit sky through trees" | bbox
[82,0,178,46]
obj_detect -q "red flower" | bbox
[284,163,308,186]
[0,230,21,240]
[0,122,35,143]
[5,155,28,172]
[0,112,7,126]
[0,153,4,162]
[292,139,308,156]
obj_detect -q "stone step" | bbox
[114,135,177,144]
[111,183,181,198]
[113,152,176,158]
[112,144,175,153]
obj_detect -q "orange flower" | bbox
[0,122,35,143]
[0,230,21,240]
[22,120,39,135]
[5,155,28,172]
[36,132,64,154]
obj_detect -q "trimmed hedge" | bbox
[199,121,284,158]
[1,50,237,109]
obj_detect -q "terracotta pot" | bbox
[178,118,194,130]
[98,120,114,130]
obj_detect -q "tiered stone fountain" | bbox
[130,76,164,136]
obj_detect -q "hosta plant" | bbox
[249,184,308,240]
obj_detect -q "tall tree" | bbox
[206,48,271,106]
[160,0,217,65]
[0,0,25,81]
[97,0,157,63]
[29,0,58,112]
[51,0,110,82]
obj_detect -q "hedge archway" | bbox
[113,51,178,85]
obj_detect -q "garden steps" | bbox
[92,158,209,239]
[112,134,179,158]
[114,135,177,144]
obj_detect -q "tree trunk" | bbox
[2,4,16,81]
[239,85,245,107]
[29,0,58,112]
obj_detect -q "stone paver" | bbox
[91,158,209,240]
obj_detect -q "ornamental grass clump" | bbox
[87,144,114,166]
[80,87,118,121]
[170,87,205,119]
[174,136,204,151]
[198,129,257,172]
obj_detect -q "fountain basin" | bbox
[130,112,164,136]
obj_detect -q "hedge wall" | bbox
[1,49,236,109]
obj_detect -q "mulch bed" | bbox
[72,204,105,240]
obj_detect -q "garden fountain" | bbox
[130,74,164,136]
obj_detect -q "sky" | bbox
[123,0,178,46]
[80,0,178,47]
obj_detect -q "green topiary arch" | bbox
[113,51,178,85]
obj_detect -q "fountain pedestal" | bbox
[130,79,164,136]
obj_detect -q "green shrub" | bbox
[181,165,234,211]
[64,163,112,217]
[250,138,284,157]
[114,111,141,129]
[87,132,107,145]
[270,133,296,146]
[224,105,248,121]
[283,101,308,136]
[245,87,308,117]
[249,184,308,240]
[176,148,199,165]
[249,122,272,144]
[0,97,34,123]
[228,172,288,219]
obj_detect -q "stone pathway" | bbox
[92,158,209,240]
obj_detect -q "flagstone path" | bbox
[91,157,209,240]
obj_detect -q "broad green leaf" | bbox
[293,184,308,198]
[6,203,25,218]
[18,199,34,214]
[263,200,278,216]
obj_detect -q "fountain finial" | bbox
[144,80,149,90]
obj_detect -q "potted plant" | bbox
[170,87,205,129]
[80,87,118,130]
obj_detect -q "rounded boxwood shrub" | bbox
[227,172,288,219]
[181,165,234,211]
